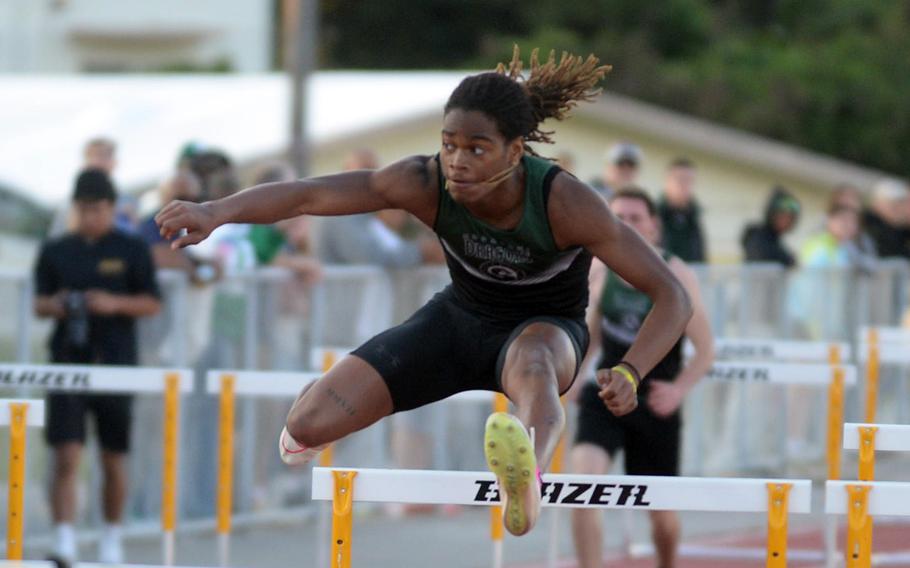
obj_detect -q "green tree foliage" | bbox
[319,0,910,176]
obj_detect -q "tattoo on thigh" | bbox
[326,387,355,417]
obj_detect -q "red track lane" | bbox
[511,523,910,568]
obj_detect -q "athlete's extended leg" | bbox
[650,510,680,568]
[570,443,611,568]
[281,355,393,463]
[487,321,578,535]
[501,322,576,470]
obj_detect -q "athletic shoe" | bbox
[278,426,328,465]
[483,412,541,536]
[53,523,77,564]
[97,527,123,564]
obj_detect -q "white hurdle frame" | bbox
[312,467,811,568]
[0,364,191,566]
[844,423,910,452]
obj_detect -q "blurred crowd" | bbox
[581,140,910,270]
[27,135,910,562]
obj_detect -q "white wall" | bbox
[0,0,273,72]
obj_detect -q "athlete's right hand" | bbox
[155,200,220,249]
[596,368,638,416]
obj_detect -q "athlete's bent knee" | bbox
[285,403,331,448]
[510,341,557,380]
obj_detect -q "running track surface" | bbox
[513,522,910,568]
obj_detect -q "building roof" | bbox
[0,72,463,205]
[0,71,892,205]
[576,93,888,190]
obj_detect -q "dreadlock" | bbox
[444,46,611,155]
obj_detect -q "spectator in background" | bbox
[589,142,643,198]
[801,204,864,269]
[741,186,801,267]
[82,137,137,233]
[247,162,321,283]
[83,138,116,174]
[33,169,160,564]
[785,204,864,454]
[829,184,877,273]
[49,138,123,237]
[658,158,707,262]
[318,149,444,266]
[179,142,234,202]
[863,178,910,259]
[137,170,220,363]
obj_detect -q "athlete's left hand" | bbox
[597,368,637,416]
[647,381,684,418]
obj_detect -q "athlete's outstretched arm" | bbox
[549,173,692,413]
[156,156,436,249]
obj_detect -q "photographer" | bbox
[33,169,161,563]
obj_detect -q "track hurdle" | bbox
[837,422,910,566]
[671,342,853,566]
[1,399,45,560]
[844,423,910,482]
[312,467,812,568]
[705,360,856,478]
[0,364,191,566]
[825,481,910,567]
[206,368,320,567]
[687,339,852,475]
[858,327,910,424]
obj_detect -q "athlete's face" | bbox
[610,197,659,245]
[440,109,523,205]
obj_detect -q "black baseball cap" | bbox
[72,168,117,203]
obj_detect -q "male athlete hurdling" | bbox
[156,47,692,536]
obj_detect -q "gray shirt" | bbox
[317,214,422,267]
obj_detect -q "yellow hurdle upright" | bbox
[161,372,181,566]
[765,483,792,568]
[845,485,873,568]
[826,345,845,481]
[857,426,878,482]
[489,393,509,568]
[331,470,357,568]
[216,374,236,535]
[864,330,880,424]
[6,403,28,560]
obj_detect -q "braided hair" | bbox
[444,46,611,156]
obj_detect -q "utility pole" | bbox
[285,0,317,177]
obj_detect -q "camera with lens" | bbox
[63,291,90,351]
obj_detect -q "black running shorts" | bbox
[352,287,589,413]
[45,393,134,453]
[574,381,681,476]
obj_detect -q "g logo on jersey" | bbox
[482,262,525,282]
